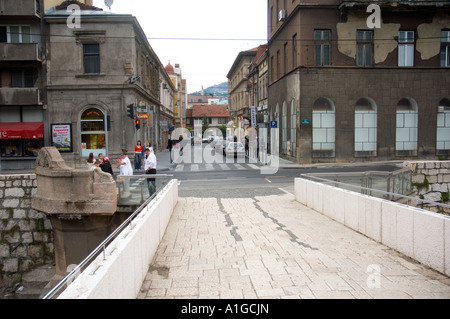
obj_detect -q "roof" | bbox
[226,47,259,79]
[190,104,230,118]
[165,62,175,75]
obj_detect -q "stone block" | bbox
[413,209,445,274]
[396,204,414,257]
[364,197,383,242]
[445,218,450,277]
[344,191,359,232]
[381,201,397,250]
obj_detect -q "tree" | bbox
[202,115,209,134]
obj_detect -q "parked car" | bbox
[225,142,245,158]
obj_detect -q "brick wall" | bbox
[0,174,53,289]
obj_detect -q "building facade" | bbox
[268,0,450,163]
[0,0,45,170]
[0,0,175,170]
[227,48,258,130]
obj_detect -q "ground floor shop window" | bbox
[396,98,418,156]
[437,98,450,156]
[355,98,377,157]
[80,108,106,157]
[1,139,43,157]
[312,97,335,158]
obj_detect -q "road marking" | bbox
[234,164,245,170]
[175,164,184,171]
[247,164,259,170]
[191,164,199,171]
[219,164,230,170]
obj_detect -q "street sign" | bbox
[250,106,256,128]
[301,119,310,125]
[137,114,148,119]
[270,121,277,128]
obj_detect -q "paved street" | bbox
[137,148,450,299]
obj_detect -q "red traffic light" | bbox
[135,119,141,130]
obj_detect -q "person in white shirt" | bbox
[144,147,157,196]
[117,149,133,194]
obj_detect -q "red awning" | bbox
[0,122,44,140]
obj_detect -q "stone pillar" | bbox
[31,147,117,276]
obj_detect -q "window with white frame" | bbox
[398,31,414,67]
[0,26,31,43]
[314,30,331,66]
[396,98,418,156]
[437,98,450,155]
[312,97,335,158]
[354,98,377,156]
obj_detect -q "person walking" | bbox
[134,140,144,171]
[167,135,174,163]
[144,147,157,197]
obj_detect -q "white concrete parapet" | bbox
[58,179,178,299]
[295,177,450,277]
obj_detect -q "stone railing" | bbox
[295,177,450,277]
[0,174,53,289]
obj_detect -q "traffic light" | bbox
[135,119,141,130]
[127,104,134,119]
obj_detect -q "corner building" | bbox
[268,0,450,164]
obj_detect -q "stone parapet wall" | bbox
[403,161,450,214]
[0,174,54,289]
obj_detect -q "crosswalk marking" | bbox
[173,163,261,172]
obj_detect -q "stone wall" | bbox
[0,174,53,289]
[403,161,450,214]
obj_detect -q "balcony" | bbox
[0,0,41,17]
[0,43,43,62]
[0,87,43,105]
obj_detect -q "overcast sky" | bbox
[92,0,268,94]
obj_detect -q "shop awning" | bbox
[0,122,44,139]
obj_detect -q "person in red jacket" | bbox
[134,140,144,170]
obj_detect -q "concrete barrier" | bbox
[57,179,178,299]
[295,177,450,277]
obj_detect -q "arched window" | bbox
[437,98,450,156]
[355,98,377,157]
[81,108,106,157]
[312,97,335,158]
[290,100,297,157]
[396,98,418,156]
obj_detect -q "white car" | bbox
[214,140,225,155]
[225,142,245,158]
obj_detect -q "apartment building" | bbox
[0,0,45,170]
[268,0,450,163]
[0,0,176,169]
[227,47,258,129]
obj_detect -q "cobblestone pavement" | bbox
[137,189,450,299]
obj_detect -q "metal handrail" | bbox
[300,173,450,210]
[42,176,174,299]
